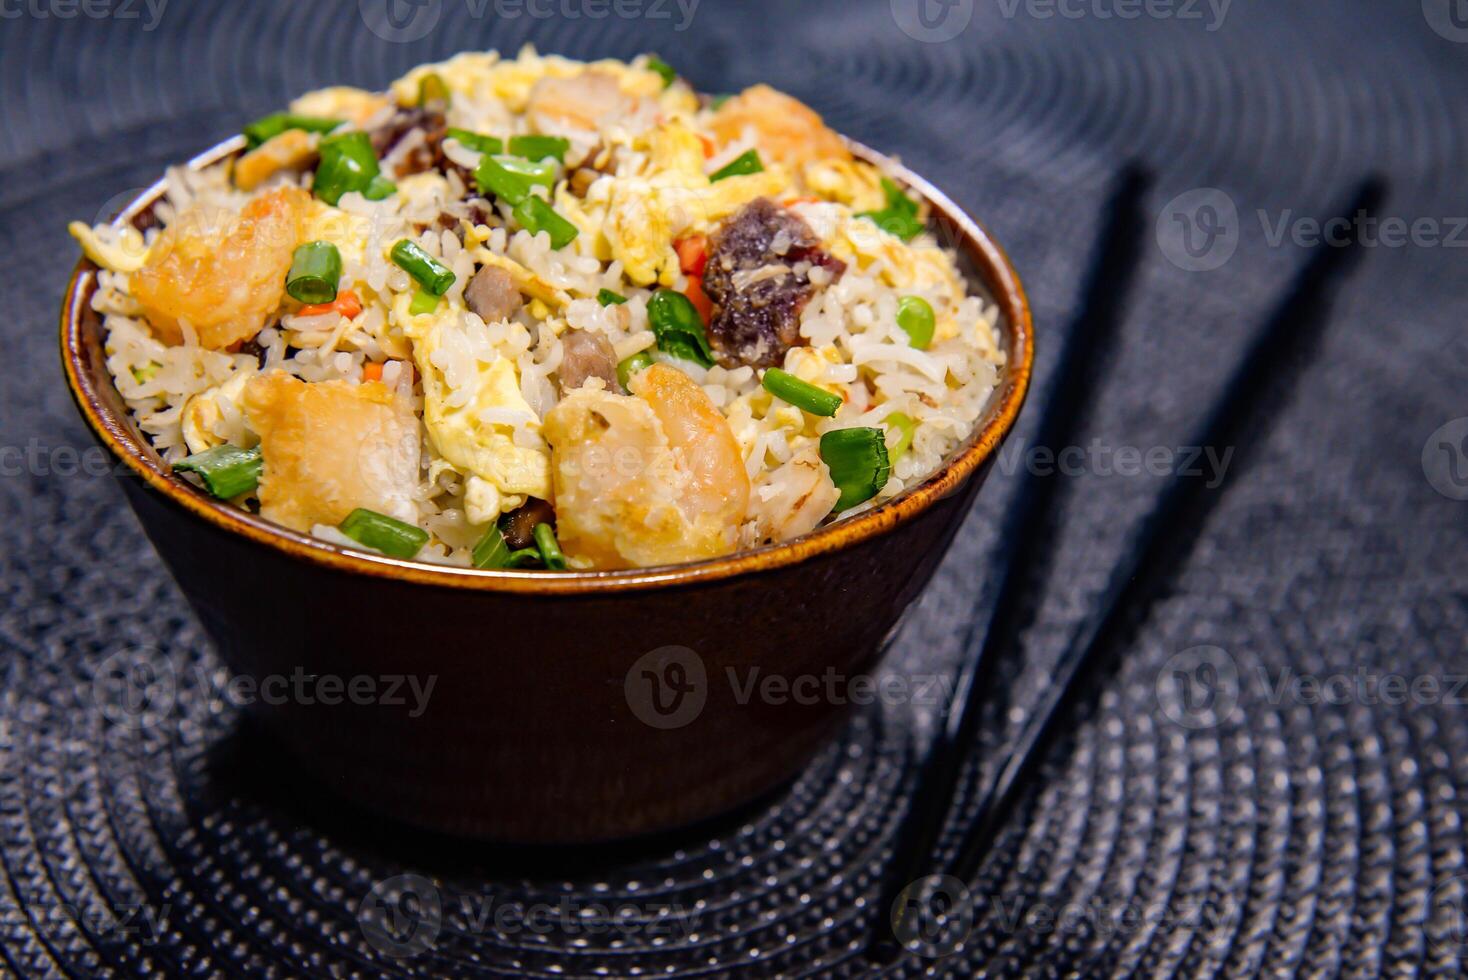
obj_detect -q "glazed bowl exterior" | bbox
[61,137,1033,842]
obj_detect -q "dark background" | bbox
[2,0,1466,975]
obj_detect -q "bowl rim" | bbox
[60,135,1033,595]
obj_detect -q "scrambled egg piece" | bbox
[289,86,389,126]
[181,367,257,454]
[803,158,888,213]
[302,199,372,271]
[234,130,317,192]
[243,373,421,532]
[398,298,551,504]
[68,222,149,274]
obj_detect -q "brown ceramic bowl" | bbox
[60,136,1033,843]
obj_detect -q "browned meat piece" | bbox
[369,107,450,179]
[500,497,556,549]
[556,329,620,393]
[464,267,523,323]
[702,198,846,368]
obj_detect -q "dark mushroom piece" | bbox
[464,266,523,324]
[499,498,556,549]
[556,329,620,393]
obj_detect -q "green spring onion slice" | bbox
[512,197,580,249]
[243,113,341,149]
[762,368,843,417]
[285,241,342,305]
[314,132,386,206]
[616,351,654,390]
[363,175,397,201]
[390,239,457,296]
[446,128,504,155]
[710,149,764,183]
[646,54,677,88]
[474,156,532,204]
[338,508,430,559]
[418,73,451,109]
[408,288,440,316]
[597,288,628,306]
[885,412,917,463]
[896,295,936,350]
[471,526,541,569]
[857,177,925,242]
[533,523,568,571]
[647,290,714,368]
[508,134,570,163]
[492,155,557,192]
[173,445,263,499]
[820,428,892,512]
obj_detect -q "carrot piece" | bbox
[297,289,362,320]
[674,236,708,278]
[682,277,713,325]
[783,196,822,207]
[698,135,716,159]
[362,362,384,382]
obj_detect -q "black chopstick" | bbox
[866,165,1155,965]
[868,174,1387,965]
[942,176,1385,894]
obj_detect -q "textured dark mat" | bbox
[2,0,1467,976]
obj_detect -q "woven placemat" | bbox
[2,0,1466,975]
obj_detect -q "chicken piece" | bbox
[543,364,750,569]
[242,373,421,533]
[706,85,851,171]
[556,329,619,393]
[527,71,648,133]
[748,447,840,545]
[233,130,318,192]
[132,187,308,349]
[464,266,523,323]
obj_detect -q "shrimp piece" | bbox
[747,447,840,545]
[527,71,648,133]
[706,85,851,171]
[234,130,317,192]
[132,186,308,350]
[242,373,421,534]
[543,365,750,569]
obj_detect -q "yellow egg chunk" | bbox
[243,373,421,533]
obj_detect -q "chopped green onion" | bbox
[646,54,677,87]
[617,351,654,389]
[363,175,397,200]
[390,239,457,296]
[896,295,936,350]
[857,177,925,242]
[243,113,341,149]
[708,94,732,110]
[314,132,386,206]
[285,241,342,305]
[819,428,891,512]
[474,156,534,204]
[533,523,567,571]
[885,412,917,463]
[491,154,556,192]
[597,288,628,306]
[512,197,580,249]
[446,128,504,155]
[409,288,440,316]
[710,149,764,182]
[762,368,843,417]
[338,508,430,559]
[508,134,570,163]
[418,73,451,108]
[647,289,714,368]
[471,526,541,569]
[130,362,161,384]
[173,445,263,500]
